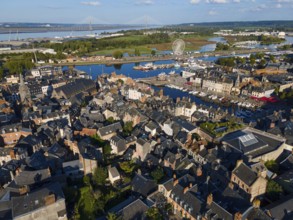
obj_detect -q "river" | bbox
[0,26,152,41]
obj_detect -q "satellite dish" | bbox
[172,39,185,56]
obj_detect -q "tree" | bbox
[123,121,133,136]
[151,167,164,183]
[91,134,105,146]
[119,161,136,175]
[93,167,108,186]
[265,160,279,173]
[0,67,3,80]
[107,212,120,220]
[266,180,283,201]
[83,175,91,186]
[113,51,123,59]
[107,117,115,123]
[146,207,163,220]
[134,48,141,56]
[103,144,112,155]
[151,50,156,56]
[260,59,267,68]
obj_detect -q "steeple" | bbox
[19,73,31,107]
[235,74,241,87]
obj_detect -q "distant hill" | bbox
[177,20,293,29]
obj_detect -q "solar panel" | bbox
[239,133,258,147]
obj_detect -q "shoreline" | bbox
[52,48,270,67]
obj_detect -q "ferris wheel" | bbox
[172,39,185,56]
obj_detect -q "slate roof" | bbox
[206,201,233,220]
[170,176,203,218]
[232,163,257,186]
[242,207,272,220]
[55,78,96,99]
[132,173,157,197]
[98,122,122,137]
[222,127,285,159]
[108,166,120,178]
[173,117,196,132]
[14,169,51,186]
[265,194,293,220]
[11,182,65,219]
[121,199,148,220]
[0,200,12,220]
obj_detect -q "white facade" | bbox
[163,122,173,136]
[128,89,142,100]
[31,69,41,78]
[41,85,53,95]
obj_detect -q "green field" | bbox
[88,34,213,56]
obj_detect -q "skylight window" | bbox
[239,133,258,147]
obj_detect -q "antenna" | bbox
[16,29,19,41]
[32,46,38,63]
[8,30,11,42]
[145,15,148,30]
[89,20,93,35]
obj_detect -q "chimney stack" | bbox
[253,199,261,209]
[173,179,179,186]
[236,159,243,168]
[183,186,189,194]
[234,212,242,220]
[207,193,213,206]
[196,166,202,177]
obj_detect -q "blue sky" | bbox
[0,0,292,24]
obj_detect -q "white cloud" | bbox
[206,0,228,3]
[233,0,240,2]
[190,0,201,4]
[208,9,218,15]
[276,0,293,2]
[251,4,267,11]
[135,0,154,5]
[276,3,282,8]
[81,1,101,7]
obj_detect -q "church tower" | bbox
[19,73,31,107]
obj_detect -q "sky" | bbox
[0,0,292,25]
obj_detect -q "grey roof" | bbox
[242,207,272,220]
[170,181,203,218]
[222,127,285,159]
[14,169,51,186]
[121,199,148,220]
[206,201,233,220]
[233,163,257,186]
[11,182,65,218]
[173,117,196,132]
[108,166,120,178]
[98,122,122,137]
[145,121,158,131]
[0,200,12,220]
[266,194,293,220]
[54,78,96,99]
[132,173,157,197]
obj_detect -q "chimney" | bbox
[236,159,243,168]
[184,186,189,194]
[270,122,275,128]
[10,149,16,159]
[176,97,180,103]
[234,212,242,220]
[207,193,213,206]
[196,166,202,177]
[253,199,261,209]
[229,182,234,190]
[173,179,179,186]
[44,194,56,206]
[189,182,193,188]
[173,173,177,180]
